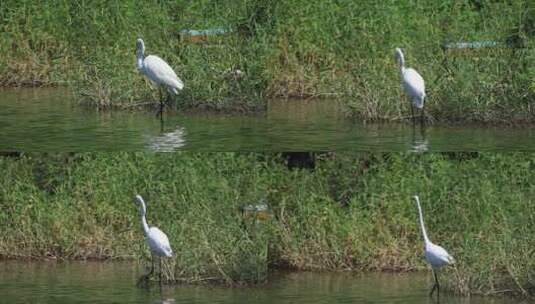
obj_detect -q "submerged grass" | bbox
[0,1,534,121]
[0,153,534,297]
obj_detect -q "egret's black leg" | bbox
[136,275,147,288]
[411,105,415,124]
[435,270,440,297]
[159,112,164,132]
[164,91,172,107]
[159,258,163,284]
[155,88,164,118]
[429,281,437,297]
[411,120,416,140]
[157,98,164,118]
[429,269,440,297]
[149,253,155,276]
[159,87,164,104]
[420,106,425,126]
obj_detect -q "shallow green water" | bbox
[1,88,534,151]
[0,261,522,304]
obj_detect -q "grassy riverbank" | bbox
[0,153,534,297]
[1,1,534,121]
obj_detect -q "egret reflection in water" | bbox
[410,124,428,152]
[148,127,187,152]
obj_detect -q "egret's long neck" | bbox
[415,197,430,245]
[139,201,150,236]
[136,49,144,71]
[397,52,405,74]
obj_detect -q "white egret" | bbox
[395,48,426,122]
[136,38,184,115]
[135,194,173,284]
[413,195,454,297]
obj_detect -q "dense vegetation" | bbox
[0,153,534,297]
[0,1,533,121]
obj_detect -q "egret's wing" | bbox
[144,55,184,91]
[403,68,425,97]
[148,226,173,255]
[430,243,454,265]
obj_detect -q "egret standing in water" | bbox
[413,195,454,297]
[136,38,184,116]
[135,194,173,284]
[395,48,426,123]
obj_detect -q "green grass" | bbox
[0,1,533,121]
[0,153,534,297]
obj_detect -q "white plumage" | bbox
[146,227,173,258]
[425,242,454,268]
[135,194,173,258]
[395,48,426,117]
[136,38,183,111]
[413,195,454,296]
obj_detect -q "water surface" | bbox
[1,88,534,151]
[0,261,521,304]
